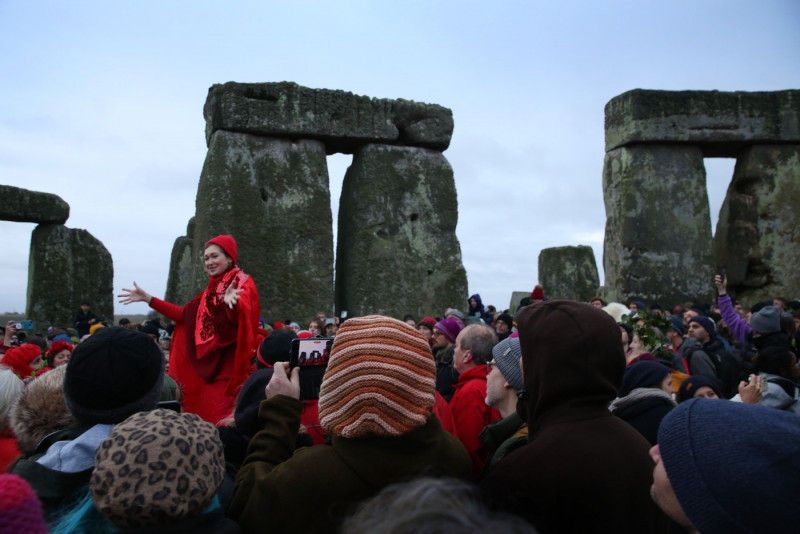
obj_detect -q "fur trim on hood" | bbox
[10,366,78,454]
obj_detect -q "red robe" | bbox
[151,268,260,424]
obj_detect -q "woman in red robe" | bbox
[119,235,260,424]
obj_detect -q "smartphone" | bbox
[290,338,334,369]
[719,266,727,279]
[14,320,33,331]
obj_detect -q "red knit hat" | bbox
[205,235,238,263]
[0,345,42,378]
[418,316,437,330]
[531,285,545,300]
[318,315,435,438]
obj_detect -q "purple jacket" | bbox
[718,294,751,346]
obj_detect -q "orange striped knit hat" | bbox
[318,315,436,438]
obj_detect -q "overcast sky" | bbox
[2,1,798,318]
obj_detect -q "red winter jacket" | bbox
[449,365,501,480]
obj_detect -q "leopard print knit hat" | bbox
[90,408,225,528]
[318,315,436,439]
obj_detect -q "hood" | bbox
[517,300,625,434]
[468,293,485,314]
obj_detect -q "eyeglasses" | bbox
[486,361,497,373]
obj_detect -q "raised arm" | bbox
[118,281,183,323]
[715,275,751,346]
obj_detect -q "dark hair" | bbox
[618,322,633,340]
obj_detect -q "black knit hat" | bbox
[256,329,297,369]
[495,313,513,330]
[63,327,165,425]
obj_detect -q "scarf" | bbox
[194,266,248,360]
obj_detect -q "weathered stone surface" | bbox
[189,131,334,321]
[0,185,69,224]
[602,145,715,306]
[509,291,531,314]
[538,246,599,302]
[336,144,466,318]
[164,229,194,306]
[204,82,453,153]
[714,145,800,303]
[605,90,800,155]
[27,224,113,330]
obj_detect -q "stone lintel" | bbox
[605,89,800,155]
[0,185,70,224]
[204,82,453,153]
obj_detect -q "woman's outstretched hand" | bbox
[118,281,152,305]
[224,283,244,309]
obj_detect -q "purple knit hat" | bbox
[433,318,463,344]
[0,475,47,534]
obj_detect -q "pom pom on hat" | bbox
[205,234,238,263]
[531,285,545,300]
[318,315,435,439]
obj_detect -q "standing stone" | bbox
[27,224,113,331]
[190,131,333,321]
[714,145,800,301]
[538,246,599,302]
[336,144,467,318]
[603,145,715,306]
[509,291,531,314]
[165,220,195,306]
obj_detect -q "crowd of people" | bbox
[1,239,799,533]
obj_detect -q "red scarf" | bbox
[194,266,249,360]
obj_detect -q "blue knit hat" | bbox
[689,315,716,337]
[668,315,685,337]
[619,361,670,397]
[658,399,800,534]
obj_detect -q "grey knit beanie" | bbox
[491,337,524,392]
[750,305,781,335]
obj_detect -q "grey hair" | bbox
[0,366,24,429]
[341,477,537,534]
[457,324,498,365]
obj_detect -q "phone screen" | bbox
[290,338,333,369]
